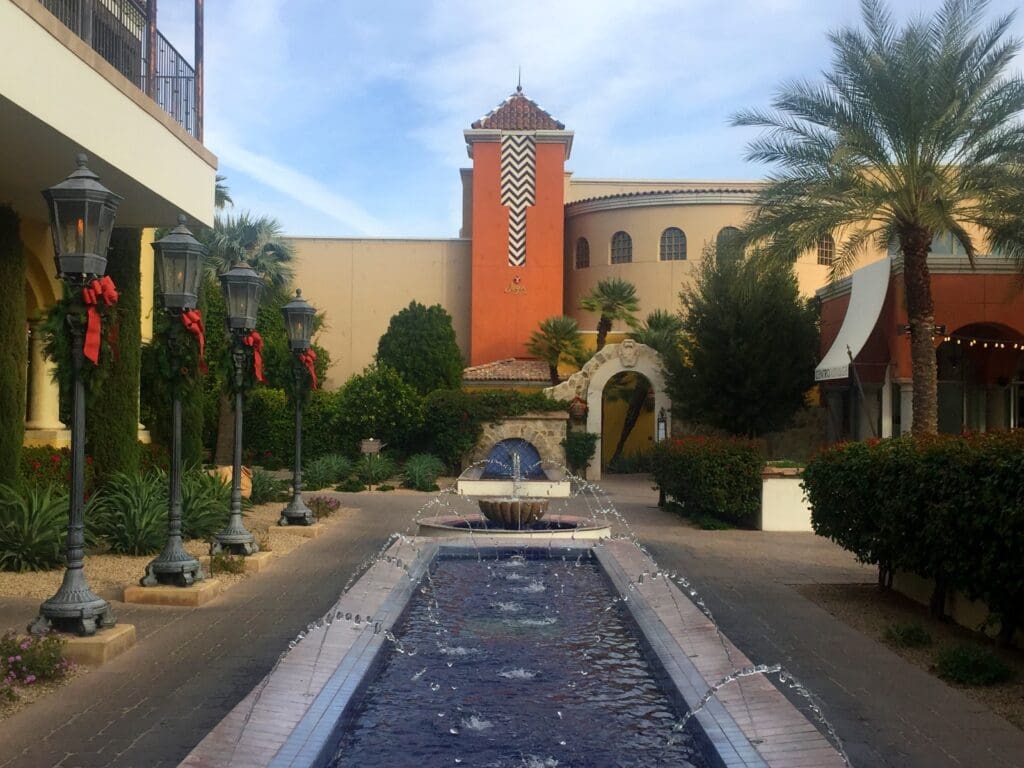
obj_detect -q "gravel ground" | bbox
[798,582,1024,730]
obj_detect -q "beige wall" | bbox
[288,238,472,387]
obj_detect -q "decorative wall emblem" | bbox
[504,274,526,295]
[500,134,536,267]
[619,339,638,368]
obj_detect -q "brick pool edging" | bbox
[179,535,846,768]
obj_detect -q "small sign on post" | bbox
[360,438,382,454]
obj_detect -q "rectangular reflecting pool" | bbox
[329,556,707,768]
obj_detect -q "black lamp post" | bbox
[30,154,121,636]
[278,289,316,526]
[141,215,206,586]
[211,261,264,555]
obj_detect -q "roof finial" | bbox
[516,66,522,93]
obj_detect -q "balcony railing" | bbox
[40,0,200,140]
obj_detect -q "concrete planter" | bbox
[759,467,812,532]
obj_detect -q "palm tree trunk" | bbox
[548,364,559,387]
[609,379,651,465]
[902,231,939,435]
[595,316,612,351]
[213,393,234,465]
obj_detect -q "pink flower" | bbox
[24,675,35,684]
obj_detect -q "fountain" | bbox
[179,470,851,768]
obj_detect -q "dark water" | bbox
[330,557,708,768]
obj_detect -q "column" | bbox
[899,383,913,435]
[24,321,68,444]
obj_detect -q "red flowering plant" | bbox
[19,446,96,495]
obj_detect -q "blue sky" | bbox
[158,0,1024,238]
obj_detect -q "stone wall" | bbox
[466,411,569,469]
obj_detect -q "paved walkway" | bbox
[0,480,1020,768]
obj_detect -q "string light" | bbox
[899,325,1024,350]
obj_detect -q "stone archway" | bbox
[545,340,670,480]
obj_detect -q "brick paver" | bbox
[0,480,1021,768]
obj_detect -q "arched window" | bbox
[817,235,835,266]
[660,227,687,261]
[716,226,742,256]
[574,237,590,269]
[610,231,632,264]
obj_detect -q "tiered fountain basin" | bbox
[180,537,848,768]
[417,511,611,539]
[456,465,571,497]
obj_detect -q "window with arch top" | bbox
[817,234,835,266]
[716,226,742,256]
[610,231,632,264]
[575,237,590,269]
[660,227,687,261]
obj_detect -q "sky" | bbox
[157,0,1024,239]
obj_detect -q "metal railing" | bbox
[40,0,199,139]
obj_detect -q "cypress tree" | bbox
[89,228,141,479]
[0,207,26,485]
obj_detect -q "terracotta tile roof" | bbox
[462,358,550,382]
[471,87,565,131]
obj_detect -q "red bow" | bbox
[298,348,318,389]
[244,331,265,383]
[81,276,118,365]
[181,309,207,373]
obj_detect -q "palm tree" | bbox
[579,277,640,351]
[202,212,295,289]
[215,175,233,210]
[606,311,685,466]
[527,316,586,386]
[733,0,1024,435]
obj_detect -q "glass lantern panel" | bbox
[57,199,89,255]
[183,252,199,298]
[96,203,117,255]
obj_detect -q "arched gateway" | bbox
[545,340,671,480]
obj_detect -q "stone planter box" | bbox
[758,467,812,532]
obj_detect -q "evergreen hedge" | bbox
[0,207,26,486]
[88,229,141,479]
[803,433,1024,644]
[650,436,765,527]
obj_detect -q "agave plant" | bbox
[357,454,396,487]
[304,454,353,491]
[180,468,231,541]
[92,473,166,556]
[0,484,68,572]
[401,454,445,492]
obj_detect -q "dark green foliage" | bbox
[935,645,1013,686]
[561,432,598,475]
[376,301,463,395]
[667,246,817,437]
[0,484,67,572]
[180,468,231,540]
[335,477,366,493]
[401,453,445,491]
[0,631,70,700]
[357,454,396,486]
[19,446,96,494]
[420,389,570,471]
[0,207,26,486]
[303,454,353,491]
[884,622,932,649]
[242,388,352,469]
[606,450,652,474]
[249,468,284,505]
[650,437,764,527]
[376,484,395,492]
[91,472,165,555]
[88,228,142,480]
[527,316,586,384]
[335,364,423,455]
[803,432,1024,641]
[209,552,246,575]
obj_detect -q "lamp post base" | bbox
[29,572,116,637]
[211,520,259,556]
[141,543,204,587]
[278,494,315,526]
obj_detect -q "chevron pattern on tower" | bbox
[500,134,536,266]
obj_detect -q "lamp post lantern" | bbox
[142,215,206,586]
[212,261,264,555]
[279,289,317,526]
[30,155,121,636]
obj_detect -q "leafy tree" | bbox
[201,212,295,289]
[579,277,640,351]
[0,207,25,486]
[376,301,463,395]
[527,316,586,386]
[335,364,423,455]
[667,245,818,437]
[733,0,1024,434]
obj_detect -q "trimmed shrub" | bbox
[92,472,166,555]
[19,446,98,495]
[0,484,67,572]
[335,477,366,493]
[561,432,598,475]
[0,207,26,487]
[335,364,423,456]
[884,622,932,648]
[935,645,1013,686]
[376,301,463,395]
[180,468,231,540]
[650,436,764,527]
[304,454,352,491]
[401,453,445,491]
[243,388,294,468]
[357,454,396,486]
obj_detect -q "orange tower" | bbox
[464,87,573,365]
